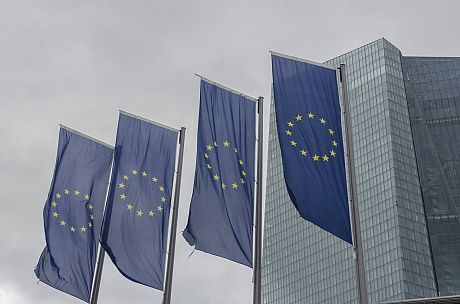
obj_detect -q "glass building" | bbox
[402,56,460,296]
[262,38,460,303]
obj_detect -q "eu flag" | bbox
[271,54,352,244]
[183,79,256,267]
[100,112,178,290]
[35,126,113,302]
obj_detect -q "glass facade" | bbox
[402,56,460,296]
[261,38,460,304]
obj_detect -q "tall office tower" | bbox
[402,56,460,296]
[262,38,460,304]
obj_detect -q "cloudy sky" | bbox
[1,0,459,303]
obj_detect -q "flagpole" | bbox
[163,127,186,304]
[253,96,264,304]
[90,154,115,304]
[339,64,369,304]
[90,159,115,304]
[90,248,106,304]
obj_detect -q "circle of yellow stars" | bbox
[204,140,247,190]
[117,169,168,219]
[50,188,95,234]
[285,113,339,162]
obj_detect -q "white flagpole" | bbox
[339,64,369,304]
[90,248,106,304]
[163,127,186,304]
[253,96,264,304]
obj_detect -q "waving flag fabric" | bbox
[101,112,178,290]
[35,126,113,302]
[183,79,256,267]
[271,54,352,243]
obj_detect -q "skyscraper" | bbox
[402,56,460,296]
[262,38,460,304]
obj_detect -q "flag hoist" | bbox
[35,126,113,303]
[90,111,186,304]
[271,52,369,304]
[182,76,264,304]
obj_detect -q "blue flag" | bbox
[271,54,352,244]
[101,112,178,290]
[183,80,256,267]
[35,126,113,302]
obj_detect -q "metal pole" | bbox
[253,97,264,304]
[163,127,186,304]
[90,248,106,304]
[339,64,369,304]
[90,155,115,304]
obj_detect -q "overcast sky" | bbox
[1,0,459,303]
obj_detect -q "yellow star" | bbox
[214,141,219,147]
[70,227,76,232]
[300,150,307,156]
[51,201,57,207]
[120,193,127,200]
[119,182,125,189]
[123,175,129,180]
[332,140,338,147]
[204,153,209,159]
[207,164,212,169]
[74,190,80,196]
[287,121,294,127]
[328,129,334,135]
[53,212,59,217]
[142,171,148,177]
[330,150,336,157]
[56,193,61,199]
[295,114,302,121]
[239,160,244,165]
[152,176,158,182]
[64,189,70,195]
[320,118,326,124]
[159,186,165,192]
[290,140,297,147]
[88,204,93,210]
[286,130,292,136]
[84,194,90,201]
[223,141,230,147]
[132,170,138,175]
[241,179,245,184]
[137,210,143,216]
[127,204,133,210]
[322,155,329,161]
[213,174,220,181]
[148,210,154,217]
[88,222,92,228]
[161,196,166,203]
[313,154,320,161]
[90,214,95,220]
[81,226,87,233]
[157,206,163,212]
[206,145,213,151]
[221,183,227,189]
[241,171,246,176]
[308,112,315,118]
[232,183,238,189]
[234,148,238,153]
[60,220,66,226]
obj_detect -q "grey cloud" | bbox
[1,0,459,303]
